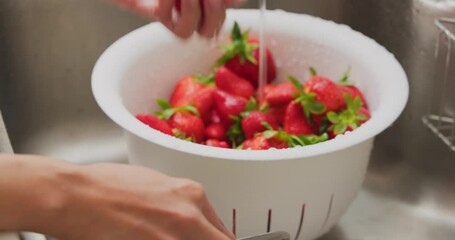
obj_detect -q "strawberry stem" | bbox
[215,21,259,68]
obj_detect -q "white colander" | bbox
[92,9,408,240]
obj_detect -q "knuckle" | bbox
[178,179,206,200]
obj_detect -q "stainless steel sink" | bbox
[1,0,454,239]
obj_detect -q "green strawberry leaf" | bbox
[156,98,171,110]
[288,75,304,94]
[160,109,176,120]
[228,116,245,147]
[172,129,194,142]
[245,97,260,112]
[232,22,243,41]
[261,122,274,130]
[263,130,277,139]
[352,96,362,112]
[338,67,353,86]
[356,113,369,121]
[327,112,340,124]
[178,105,200,116]
[309,67,318,77]
[194,73,215,86]
[307,101,326,114]
[334,123,348,135]
[216,21,258,67]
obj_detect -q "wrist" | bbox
[0,154,76,236]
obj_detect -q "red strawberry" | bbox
[215,66,254,99]
[264,82,299,107]
[242,134,288,150]
[216,22,277,87]
[214,90,248,127]
[205,123,227,141]
[303,68,345,112]
[266,105,287,126]
[209,109,222,124]
[339,86,368,109]
[337,67,368,109]
[205,139,230,148]
[283,102,317,135]
[327,95,371,138]
[154,99,204,143]
[192,86,216,124]
[241,110,278,139]
[170,76,206,107]
[136,114,174,136]
[169,112,205,143]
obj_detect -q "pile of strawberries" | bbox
[136,22,370,150]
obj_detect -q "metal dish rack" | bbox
[422,18,455,152]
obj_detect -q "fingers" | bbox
[201,198,236,239]
[173,0,202,38]
[198,0,226,38]
[153,0,177,32]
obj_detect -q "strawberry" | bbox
[170,76,205,107]
[209,109,222,124]
[242,124,328,150]
[264,82,299,107]
[215,66,254,99]
[205,139,230,148]
[283,102,317,135]
[338,68,368,109]
[265,105,287,126]
[192,86,216,124]
[241,110,278,139]
[327,94,371,138]
[288,76,326,119]
[215,22,277,87]
[169,112,205,143]
[303,68,345,113]
[154,99,205,143]
[205,123,227,141]
[170,74,215,124]
[214,90,248,127]
[242,134,288,150]
[136,114,174,136]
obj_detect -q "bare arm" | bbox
[0,154,234,240]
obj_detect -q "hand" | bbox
[0,155,235,240]
[111,0,245,38]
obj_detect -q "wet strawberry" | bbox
[303,68,345,113]
[214,90,248,127]
[170,75,215,124]
[265,105,287,126]
[264,82,299,107]
[204,123,227,141]
[192,86,216,124]
[327,94,371,138]
[209,109,222,124]
[215,22,277,87]
[169,112,205,143]
[205,139,230,148]
[136,114,174,136]
[215,66,254,99]
[338,68,368,109]
[154,99,204,143]
[283,102,317,135]
[241,110,278,139]
[170,76,206,107]
[241,126,328,150]
[242,134,288,150]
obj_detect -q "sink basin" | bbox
[1,0,454,239]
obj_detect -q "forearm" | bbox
[0,154,73,235]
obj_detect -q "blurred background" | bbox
[0,0,454,239]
